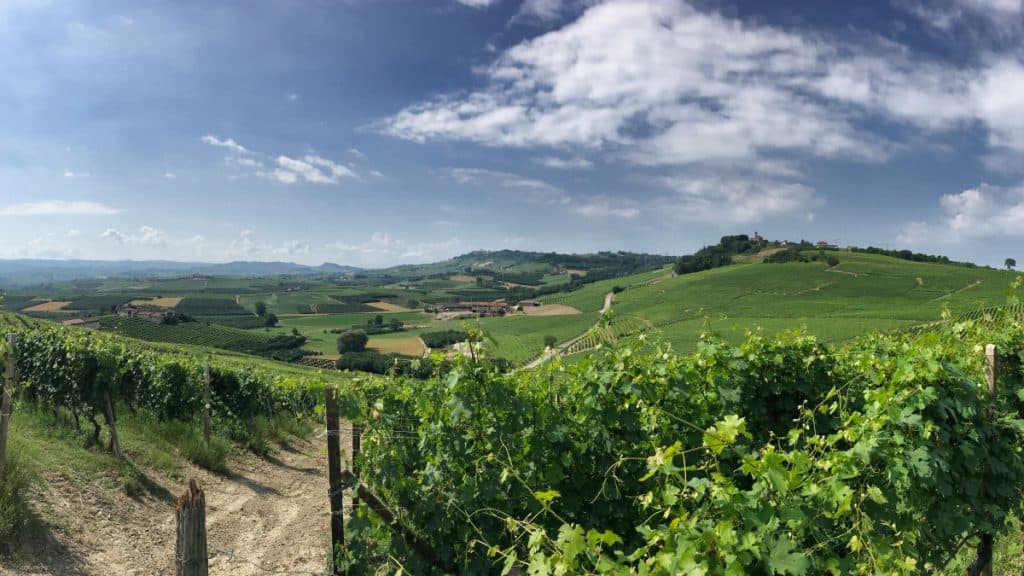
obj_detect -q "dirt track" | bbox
[1,438,330,576]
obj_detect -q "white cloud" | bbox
[534,156,593,169]
[569,196,640,219]
[99,225,168,246]
[200,134,248,154]
[0,200,120,216]
[348,148,366,159]
[896,0,1022,30]
[259,154,355,185]
[381,0,1024,168]
[653,176,819,223]
[456,0,499,7]
[163,172,176,179]
[325,233,461,263]
[272,240,311,255]
[896,182,1024,245]
[286,92,299,102]
[369,169,385,178]
[63,170,90,178]
[450,167,570,206]
[65,228,80,238]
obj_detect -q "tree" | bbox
[264,313,278,327]
[254,301,267,317]
[338,330,369,354]
[389,319,403,332]
[543,334,557,348]
[827,256,840,268]
[1007,258,1017,271]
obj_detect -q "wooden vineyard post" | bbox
[103,390,123,459]
[0,334,16,484]
[981,344,997,576]
[202,364,212,449]
[325,387,345,575]
[175,480,208,576]
[352,421,362,509]
[970,345,998,576]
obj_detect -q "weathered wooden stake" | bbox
[0,334,17,484]
[325,387,345,575]
[969,345,998,576]
[175,479,208,576]
[103,390,123,459]
[202,364,211,449]
[352,421,362,509]
[982,344,996,576]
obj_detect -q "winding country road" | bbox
[523,291,615,369]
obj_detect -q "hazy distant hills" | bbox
[0,259,361,287]
[0,250,676,287]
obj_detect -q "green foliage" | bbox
[0,450,32,547]
[175,296,248,316]
[338,330,369,353]
[765,248,810,263]
[99,315,305,361]
[420,329,468,348]
[325,301,1024,575]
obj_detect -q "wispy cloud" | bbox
[533,156,593,169]
[0,200,120,216]
[455,0,499,7]
[200,134,249,154]
[258,155,355,185]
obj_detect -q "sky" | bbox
[1,0,1023,268]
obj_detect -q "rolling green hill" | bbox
[550,250,1018,354]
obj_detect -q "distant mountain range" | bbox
[0,249,677,287]
[0,259,361,287]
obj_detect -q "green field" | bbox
[603,251,1016,353]
[98,315,307,360]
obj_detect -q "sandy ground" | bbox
[521,304,581,316]
[368,337,426,356]
[365,301,411,312]
[0,438,330,576]
[21,301,72,313]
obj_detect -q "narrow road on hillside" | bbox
[523,291,615,370]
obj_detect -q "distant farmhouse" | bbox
[428,299,509,317]
[816,241,839,250]
[116,304,182,324]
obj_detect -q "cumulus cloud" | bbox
[380,0,1024,168]
[897,182,1024,245]
[200,134,248,154]
[0,200,120,216]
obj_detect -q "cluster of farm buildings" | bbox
[426,299,541,318]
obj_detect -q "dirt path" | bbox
[2,438,329,576]
[523,292,615,369]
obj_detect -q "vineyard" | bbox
[174,296,248,316]
[306,282,1024,574]
[97,315,307,361]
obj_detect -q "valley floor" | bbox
[1,438,329,575]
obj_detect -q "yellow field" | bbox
[368,337,426,356]
[366,301,412,312]
[21,300,72,312]
[130,296,184,307]
[521,304,582,316]
[450,274,478,283]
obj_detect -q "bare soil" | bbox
[1,439,330,576]
[521,304,582,316]
[21,301,72,313]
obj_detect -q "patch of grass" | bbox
[0,450,33,547]
[123,415,230,475]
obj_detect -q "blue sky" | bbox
[1,0,1023,267]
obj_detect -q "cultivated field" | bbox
[21,300,72,312]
